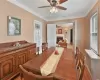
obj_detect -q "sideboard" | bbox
[0,40,36,80]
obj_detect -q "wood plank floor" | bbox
[13,45,92,80]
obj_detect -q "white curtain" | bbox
[34,20,42,54]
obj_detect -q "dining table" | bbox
[22,47,77,80]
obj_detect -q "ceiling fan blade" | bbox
[56,6,67,10]
[47,0,51,3]
[59,0,68,4]
[47,0,53,6]
[38,6,51,8]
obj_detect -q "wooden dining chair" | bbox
[77,53,86,80]
[19,65,54,80]
[75,47,79,59]
[75,47,80,69]
[78,60,85,80]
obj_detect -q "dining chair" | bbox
[19,65,54,80]
[75,47,80,69]
[75,47,79,59]
[77,52,86,80]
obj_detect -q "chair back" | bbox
[19,65,54,80]
[75,47,80,67]
[78,53,85,80]
[75,47,79,58]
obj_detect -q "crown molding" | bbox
[7,0,48,21]
[47,15,85,22]
[84,0,98,17]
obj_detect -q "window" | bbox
[90,12,98,54]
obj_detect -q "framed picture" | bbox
[7,16,21,36]
[58,29,62,34]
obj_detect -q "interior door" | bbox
[47,24,56,48]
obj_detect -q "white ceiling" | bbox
[8,0,98,21]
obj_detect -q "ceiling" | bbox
[8,0,98,21]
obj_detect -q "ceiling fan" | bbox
[38,0,67,10]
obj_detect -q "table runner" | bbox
[40,47,64,76]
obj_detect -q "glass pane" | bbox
[90,33,97,52]
[94,15,98,32]
[90,13,98,53]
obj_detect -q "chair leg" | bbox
[20,73,23,80]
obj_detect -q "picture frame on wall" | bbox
[7,16,21,36]
[58,29,62,34]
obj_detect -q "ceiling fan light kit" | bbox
[50,7,58,13]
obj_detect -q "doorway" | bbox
[70,29,73,44]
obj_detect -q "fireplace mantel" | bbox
[56,34,64,37]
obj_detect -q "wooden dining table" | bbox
[22,47,77,80]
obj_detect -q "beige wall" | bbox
[76,18,86,52]
[0,0,47,43]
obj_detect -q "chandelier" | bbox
[50,7,58,13]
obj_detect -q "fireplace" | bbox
[56,36,63,43]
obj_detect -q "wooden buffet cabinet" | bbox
[0,41,36,80]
